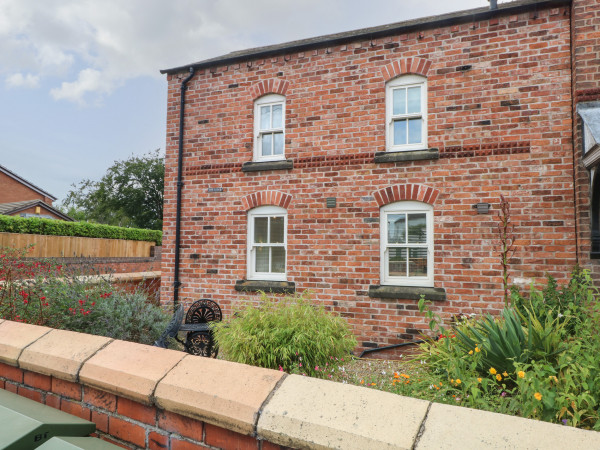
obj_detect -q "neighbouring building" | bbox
[0,164,72,221]
[161,0,600,354]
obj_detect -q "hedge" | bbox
[0,215,162,245]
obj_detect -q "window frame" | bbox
[385,75,427,152]
[254,94,286,162]
[247,205,287,281]
[380,201,434,287]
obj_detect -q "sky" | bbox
[0,0,495,204]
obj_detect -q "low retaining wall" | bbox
[0,320,598,449]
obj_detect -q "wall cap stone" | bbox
[154,355,285,436]
[258,374,429,449]
[0,321,52,366]
[79,340,185,405]
[19,329,112,382]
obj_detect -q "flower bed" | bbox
[0,246,169,344]
[327,269,600,431]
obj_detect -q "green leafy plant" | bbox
[0,246,168,345]
[414,269,599,430]
[212,292,357,377]
[0,215,161,244]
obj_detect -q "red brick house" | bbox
[0,164,72,221]
[161,0,600,353]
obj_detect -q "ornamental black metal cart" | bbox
[154,299,221,358]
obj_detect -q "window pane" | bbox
[254,217,268,243]
[409,248,428,277]
[270,216,284,243]
[407,213,427,243]
[393,88,406,115]
[273,132,284,155]
[407,86,421,114]
[408,118,422,144]
[255,246,270,272]
[388,248,407,277]
[387,214,406,244]
[393,120,407,146]
[271,247,285,273]
[261,133,272,156]
[260,105,271,129]
[272,104,282,128]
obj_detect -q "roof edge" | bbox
[0,165,57,201]
[161,0,570,75]
[1,200,74,222]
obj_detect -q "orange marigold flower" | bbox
[502,371,508,377]
[517,371,525,379]
[455,379,461,384]
[468,350,473,355]
[477,377,482,383]
[496,374,502,381]
[475,346,481,353]
[534,392,542,401]
[489,368,497,375]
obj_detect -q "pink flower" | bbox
[279,366,283,371]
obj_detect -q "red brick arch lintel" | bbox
[381,57,432,81]
[373,184,439,207]
[242,191,292,211]
[250,79,289,100]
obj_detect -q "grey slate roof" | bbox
[161,0,569,75]
[0,200,74,221]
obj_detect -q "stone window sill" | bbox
[368,285,446,301]
[235,280,296,294]
[242,159,294,172]
[374,148,439,164]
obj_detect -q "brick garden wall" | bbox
[0,362,282,449]
[161,4,578,352]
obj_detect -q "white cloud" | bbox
[0,0,488,104]
[5,72,40,88]
[50,68,115,105]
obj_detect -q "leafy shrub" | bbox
[414,268,600,429]
[73,291,170,345]
[0,246,169,345]
[212,292,357,377]
[0,215,161,244]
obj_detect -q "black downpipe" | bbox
[173,67,196,312]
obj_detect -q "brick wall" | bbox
[0,172,52,205]
[0,362,282,449]
[572,0,600,279]
[162,4,579,351]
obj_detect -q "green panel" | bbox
[38,436,122,450]
[0,389,95,450]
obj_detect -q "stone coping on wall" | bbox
[0,320,599,449]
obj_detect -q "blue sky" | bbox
[0,0,490,203]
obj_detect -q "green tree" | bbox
[61,150,164,230]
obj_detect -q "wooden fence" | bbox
[0,232,156,258]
